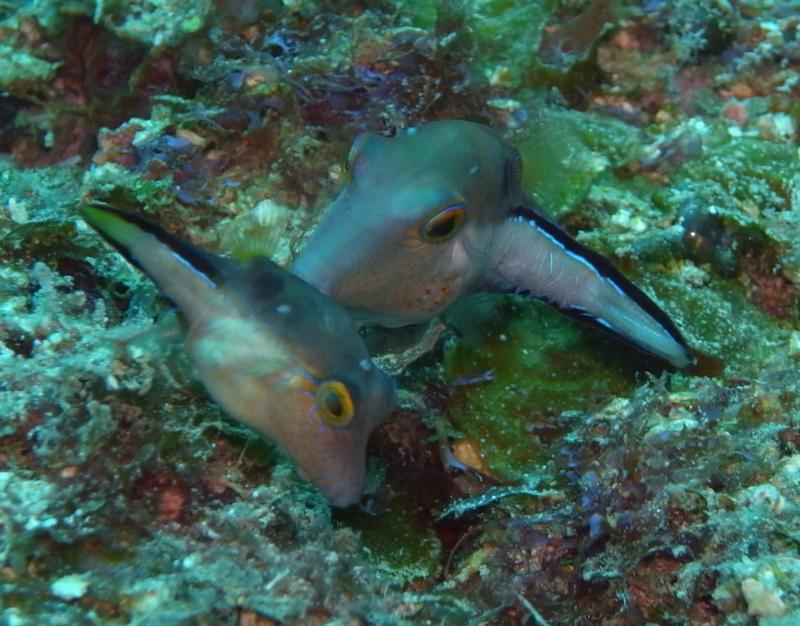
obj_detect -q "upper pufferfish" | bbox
[291,120,692,368]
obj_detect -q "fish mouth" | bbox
[317,472,365,508]
[291,420,367,508]
[297,454,365,507]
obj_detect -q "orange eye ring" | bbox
[421,205,466,242]
[315,380,355,426]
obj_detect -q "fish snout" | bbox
[297,366,394,507]
[317,470,366,508]
[293,423,369,507]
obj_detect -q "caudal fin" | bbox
[488,205,693,368]
[80,202,231,317]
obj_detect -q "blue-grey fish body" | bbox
[82,203,395,507]
[291,120,692,368]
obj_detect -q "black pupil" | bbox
[323,391,343,417]
[427,213,456,238]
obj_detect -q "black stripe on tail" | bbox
[82,201,224,285]
[508,204,691,360]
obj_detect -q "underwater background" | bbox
[1,0,799,624]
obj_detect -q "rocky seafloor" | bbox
[1,1,799,624]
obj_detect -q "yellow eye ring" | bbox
[315,380,355,426]
[421,205,466,242]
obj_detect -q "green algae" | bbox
[516,108,641,216]
[103,0,211,48]
[669,133,800,278]
[388,0,437,29]
[0,160,83,224]
[2,220,95,263]
[84,162,176,212]
[341,495,442,578]
[674,136,796,216]
[12,0,213,47]
[656,270,791,375]
[443,299,639,481]
[469,0,556,85]
[4,0,96,34]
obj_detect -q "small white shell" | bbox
[221,199,291,261]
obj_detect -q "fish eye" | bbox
[421,205,466,242]
[315,380,355,426]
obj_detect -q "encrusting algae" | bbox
[0,1,799,625]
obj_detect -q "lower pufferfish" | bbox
[81,202,395,508]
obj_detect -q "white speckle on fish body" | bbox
[358,358,371,371]
[469,164,479,175]
[276,303,292,314]
[405,127,418,135]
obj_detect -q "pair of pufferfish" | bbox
[82,120,692,507]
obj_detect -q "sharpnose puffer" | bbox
[291,120,692,368]
[82,203,395,507]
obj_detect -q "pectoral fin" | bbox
[488,205,693,368]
